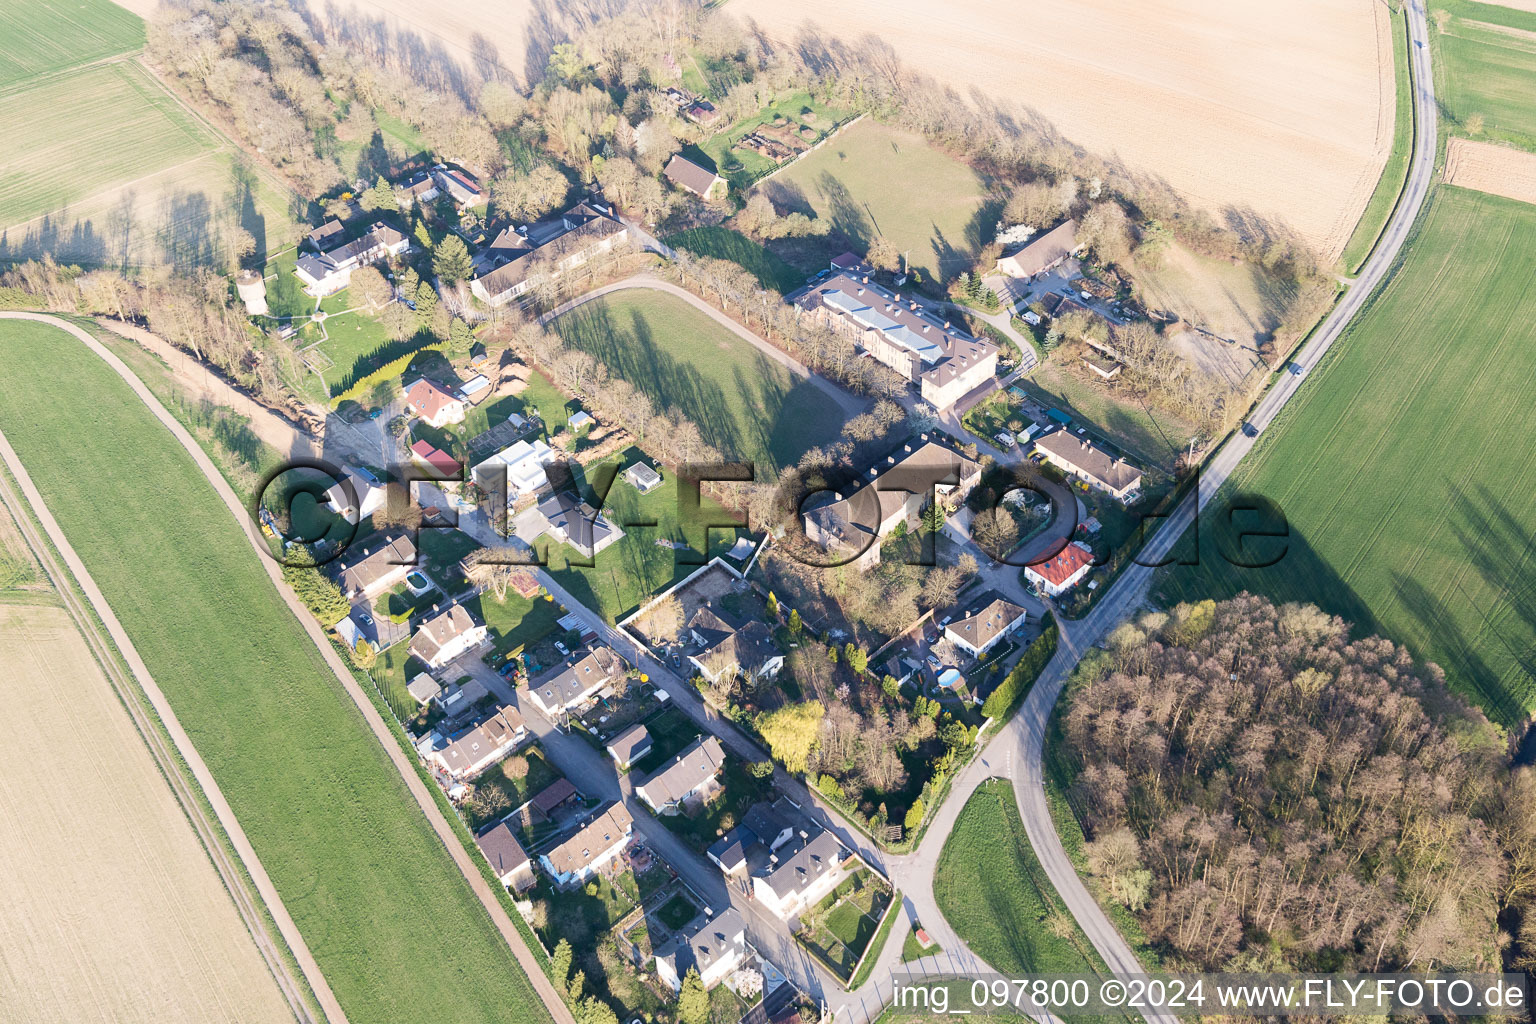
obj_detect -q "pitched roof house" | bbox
[1023,540,1095,597]
[1032,429,1142,502]
[470,200,630,308]
[752,829,855,920]
[475,821,536,891]
[664,154,725,198]
[801,437,981,570]
[536,490,623,558]
[539,802,634,888]
[430,705,526,779]
[635,735,726,814]
[294,222,409,296]
[944,593,1028,658]
[323,465,387,524]
[409,439,462,478]
[605,723,653,770]
[686,609,783,683]
[654,908,747,992]
[432,166,483,206]
[409,604,488,668]
[995,219,1080,279]
[526,647,624,717]
[404,378,467,428]
[334,532,417,600]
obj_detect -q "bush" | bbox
[905,799,925,832]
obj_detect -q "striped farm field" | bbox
[1436,0,1536,150]
[0,0,144,87]
[0,318,552,1024]
[0,61,213,227]
[1161,187,1536,725]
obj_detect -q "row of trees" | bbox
[1064,595,1523,972]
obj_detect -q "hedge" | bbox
[328,338,445,407]
[980,614,1058,721]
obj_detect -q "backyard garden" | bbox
[794,868,896,986]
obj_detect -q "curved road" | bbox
[982,1,1440,1017]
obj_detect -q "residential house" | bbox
[536,490,623,559]
[470,200,630,308]
[410,439,462,478]
[944,592,1027,658]
[526,647,625,717]
[409,604,489,668]
[683,98,722,126]
[436,676,490,719]
[323,465,387,523]
[707,799,798,876]
[623,461,662,493]
[654,908,747,992]
[606,723,652,770]
[995,219,1079,280]
[635,735,725,814]
[475,821,536,892]
[397,170,439,206]
[801,437,981,570]
[539,802,634,888]
[306,219,345,252]
[471,438,561,504]
[433,166,483,207]
[294,221,409,296]
[334,532,417,600]
[796,256,997,411]
[664,154,725,198]
[753,829,856,920]
[404,378,467,428]
[1032,429,1143,502]
[430,705,526,779]
[1023,540,1095,597]
[686,608,783,684]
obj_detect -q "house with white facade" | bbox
[654,908,747,992]
[323,465,387,523]
[409,604,488,668]
[430,705,526,779]
[538,802,633,888]
[475,821,536,892]
[635,736,725,814]
[334,532,417,601]
[944,593,1027,658]
[1023,541,1095,597]
[526,647,624,717]
[752,829,857,920]
[404,378,467,428]
[470,439,561,504]
[294,222,409,296]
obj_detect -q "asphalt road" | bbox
[994,4,1440,1020]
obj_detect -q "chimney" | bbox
[894,293,901,302]
[862,275,869,284]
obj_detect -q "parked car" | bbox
[1242,422,1259,438]
[671,652,682,668]
[498,662,518,679]
[554,640,570,657]
[1288,362,1305,376]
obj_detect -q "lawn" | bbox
[1160,186,1536,725]
[0,319,551,1024]
[549,290,846,472]
[689,90,851,190]
[535,448,753,623]
[629,706,704,776]
[663,226,806,292]
[1435,0,1536,151]
[0,0,144,87]
[1015,363,1194,471]
[465,745,564,830]
[797,869,894,985]
[1340,4,1413,273]
[756,119,997,285]
[0,61,213,226]
[901,924,939,962]
[934,779,1109,978]
[470,588,562,661]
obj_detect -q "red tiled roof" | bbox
[410,439,461,476]
[1029,541,1094,587]
[405,378,461,421]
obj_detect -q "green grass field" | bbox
[0,61,212,226]
[1162,187,1536,725]
[934,779,1111,978]
[0,319,551,1024]
[663,226,806,293]
[0,0,144,87]
[1340,5,1413,273]
[1015,363,1195,471]
[549,289,846,472]
[757,119,996,285]
[1436,0,1536,150]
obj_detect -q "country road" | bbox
[992,1,1440,1018]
